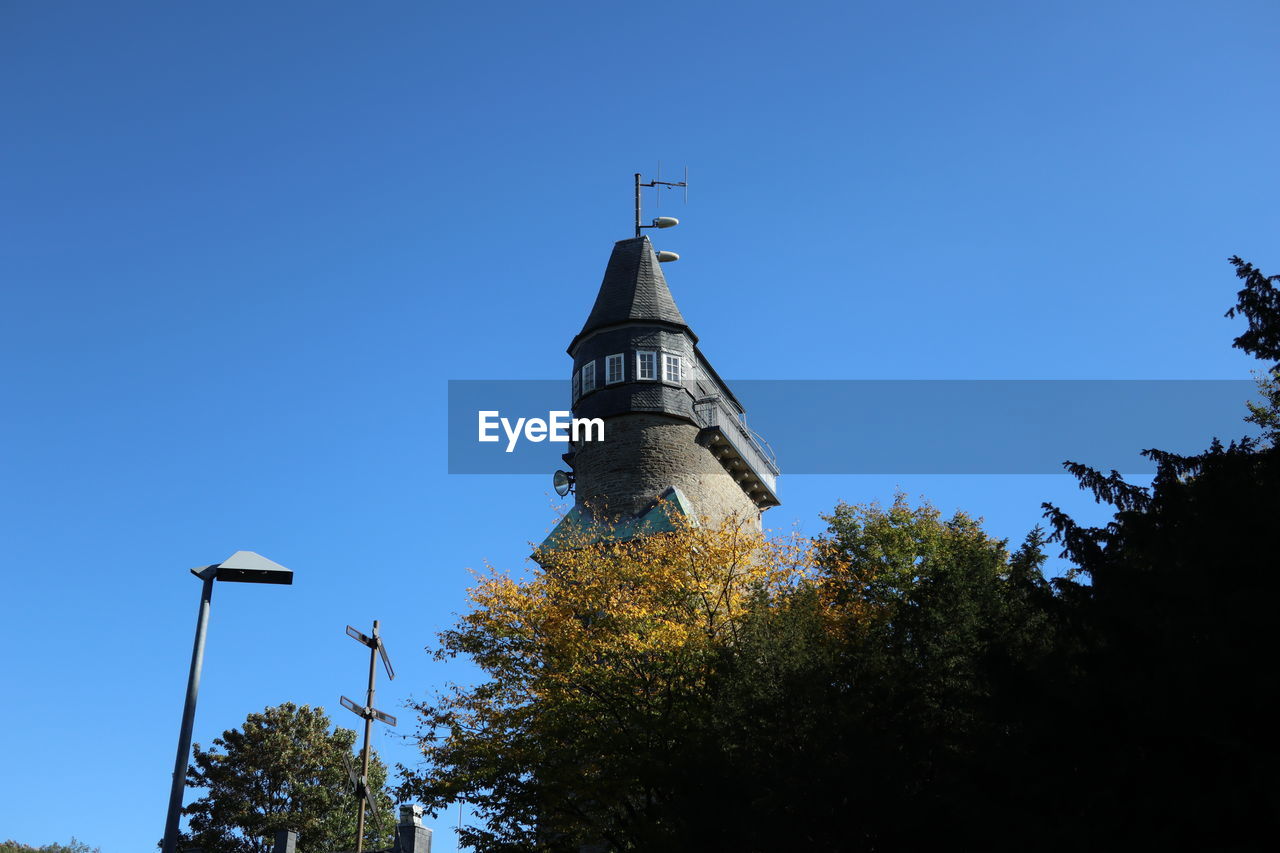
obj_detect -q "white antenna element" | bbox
[652,217,679,228]
[655,251,680,263]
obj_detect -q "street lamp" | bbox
[161,551,293,853]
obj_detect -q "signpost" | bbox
[341,748,385,845]
[342,620,396,853]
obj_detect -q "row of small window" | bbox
[574,350,685,399]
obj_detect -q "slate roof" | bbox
[535,486,698,555]
[568,236,694,354]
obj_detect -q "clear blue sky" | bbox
[2,2,1276,850]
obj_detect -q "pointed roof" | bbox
[535,487,698,555]
[568,236,694,353]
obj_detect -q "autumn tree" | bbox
[178,703,395,853]
[399,501,1056,851]
[398,514,812,851]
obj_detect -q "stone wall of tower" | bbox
[571,413,762,527]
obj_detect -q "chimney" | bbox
[397,804,432,853]
[271,830,298,853]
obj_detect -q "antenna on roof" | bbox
[634,166,688,239]
[653,163,692,209]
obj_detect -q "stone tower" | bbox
[542,234,779,546]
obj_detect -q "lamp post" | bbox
[161,551,293,853]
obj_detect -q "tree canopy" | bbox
[179,702,395,853]
[399,503,1056,850]
[1033,256,1280,847]
[399,515,813,850]
[0,841,99,853]
[400,257,1280,850]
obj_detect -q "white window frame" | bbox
[572,369,581,401]
[581,360,596,394]
[663,352,683,384]
[605,353,625,385]
[636,350,657,381]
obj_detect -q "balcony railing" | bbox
[692,394,780,498]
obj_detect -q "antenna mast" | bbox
[634,166,688,238]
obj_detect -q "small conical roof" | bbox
[569,236,693,353]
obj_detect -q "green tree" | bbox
[695,497,1058,851]
[398,503,1056,851]
[1034,256,1280,847]
[0,841,99,853]
[1226,255,1280,442]
[179,703,395,853]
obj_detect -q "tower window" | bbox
[581,360,596,394]
[572,369,581,401]
[605,353,625,384]
[636,350,657,381]
[663,353,683,384]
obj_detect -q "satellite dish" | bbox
[553,469,574,497]
[655,251,680,263]
[651,216,679,228]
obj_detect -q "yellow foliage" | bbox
[458,511,813,706]
[403,496,1027,847]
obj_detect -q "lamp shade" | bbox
[215,550,293,585]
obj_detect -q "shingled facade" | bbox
[543,235,779,547]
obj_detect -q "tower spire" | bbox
[569,236,691,356]
[537,176,777,555]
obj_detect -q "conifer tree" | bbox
[1036,257,1280,847]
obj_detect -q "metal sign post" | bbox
[342,620,396,853]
